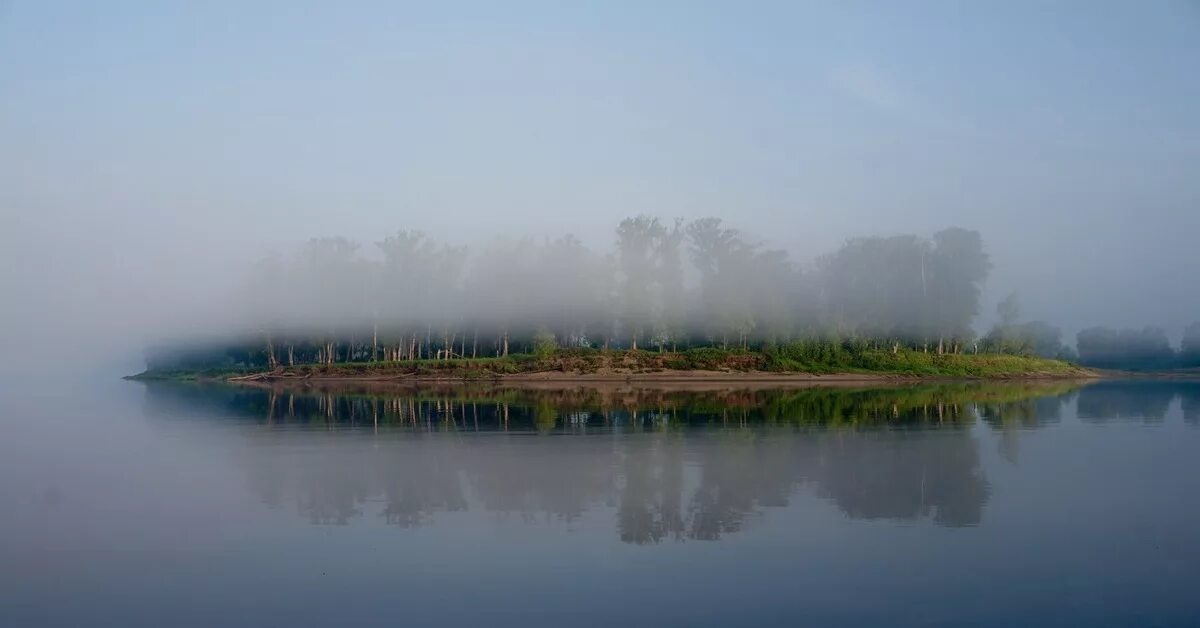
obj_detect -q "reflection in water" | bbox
[144,380,1105,540]
[979,389,1073,462]
[143,380,1085,430]
[1179,382,1200,425]
[1076,381,1178,423]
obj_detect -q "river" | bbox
[2,378,1198,626]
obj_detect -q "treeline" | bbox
[978,293,1077,362]
[1074,323,1200,371]
[977,293,1200,370]
[150,217,995,370]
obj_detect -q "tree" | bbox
[377,230,436,360]
[160,218,1019,371]
[927,228,990,353]
[652,219,687,350]
[616,216,666,350]
[686,218,759,348]
[1077,326,1177,370]
[818,235,928,344]
[532,327,557,359]
[997,292,1020,328]
[1181,322,1200,367]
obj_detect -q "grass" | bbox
[128,343,1090,381]
[762,346,1084,377]
[124,366,258,381]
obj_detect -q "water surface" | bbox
[2,378,1199,626]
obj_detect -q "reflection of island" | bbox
[142,380,1087,430]
[142,380,1090,540]
[1182,383,1200,425]
[1076,381,1179,423]
[978,387,1075,462]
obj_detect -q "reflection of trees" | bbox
[144,380,1087,432]
[978,389,1074,462]
[375,443,467,527]
[799,430,987,526]
[143,380,1094,539]
[465,438,614,523]
[1182,383,1200,425]
[618,437,685,543]
[296,453,366,525]
[686,432,787,540]
[1076,381,1177,423]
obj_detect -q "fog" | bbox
[2,2,1199,376]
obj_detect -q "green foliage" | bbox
[759,340,1079,376]
[532,327,558,359]
[135,343,1084,381]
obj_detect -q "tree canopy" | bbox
[151,217,1004,369]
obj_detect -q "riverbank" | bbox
[127,347,1095,383]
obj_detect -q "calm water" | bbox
[3,378,1200,627]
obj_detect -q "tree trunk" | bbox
[265,334,278,370]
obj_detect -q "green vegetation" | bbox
[125,366,258,381]
[140,214,1179,376]
[761,343,1082,377]
[140,376,1087,433]
[130,344,1087,381]
[144,217,1003,374]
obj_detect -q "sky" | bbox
[2,1,1199,374]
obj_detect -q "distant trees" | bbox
[928,228,992,353]
[615,216,663,350]
[980,293,1074,361]
[818,228,989,353]
[1076,326,1177,370]
[153,217,1006,369]
[1181,322,1200,368]
[983,294,1200,370]
[685,218,785,349]
[146,212,1200,373]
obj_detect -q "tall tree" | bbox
[616,216,665,350]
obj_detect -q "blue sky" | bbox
[2,1,1199,365]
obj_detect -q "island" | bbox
[128,345,1092,383]
[127,217,1134,385]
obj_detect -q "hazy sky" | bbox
[2,1,1198,373]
